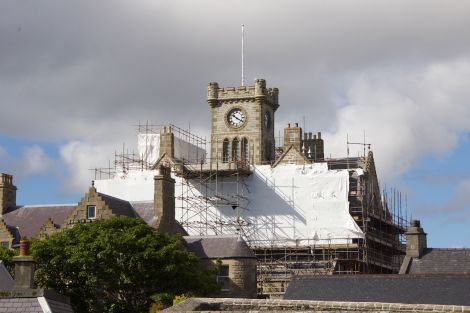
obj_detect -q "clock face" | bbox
[227,108,246,127]
[264,111,270,129]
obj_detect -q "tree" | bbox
[32,216,219,313]
[0,246,17,276]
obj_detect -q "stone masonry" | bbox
[0,173,17,216]
[207,79,279,165]
[165,297,470,312]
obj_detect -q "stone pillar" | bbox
[13,240,35,289]
[159,126,174,159]
[405,220,427,258]
[283,123,302,152]
[0,173,17,216]
[154,165,176,234]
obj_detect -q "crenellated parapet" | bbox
[207,79,279,111]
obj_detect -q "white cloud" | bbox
[19,145,52,176]
[59,140,120,192]
[325,58,470,182]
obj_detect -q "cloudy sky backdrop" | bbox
[1,0,469,246]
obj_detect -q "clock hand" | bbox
[233,115,243,122]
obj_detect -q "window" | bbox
[232,138,239,161]
[87,205,96,219]
[1,241,9,249]
[217,265,230,291]
[241,138,249,161]
[222,138,229,163]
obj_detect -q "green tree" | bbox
[0,246,17,276]
[32,216,219,313]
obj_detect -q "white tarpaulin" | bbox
[96,162,363,245]
[137,133,206,166]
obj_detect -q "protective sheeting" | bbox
[137,133,160,166]
[95,163,363,246]
[137,133,206,165]
[173,136,206,163]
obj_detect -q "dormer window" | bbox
[87,205,96,219]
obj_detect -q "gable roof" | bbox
[2,205,75,239]
[0,261,13,290]
[284,275,470,306]
[182,236,255,259]
[273,145,310,168]
[98,193,137,218]
[404,248,470,274]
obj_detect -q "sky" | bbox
[1,0,469,247]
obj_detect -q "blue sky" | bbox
[1,0,470,247]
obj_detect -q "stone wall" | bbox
[200,258,257,299]
[208,80,278,165]
[62,185,114,228]
[0,220,14,248]
[165,297,470,312]
[36,218,59,240]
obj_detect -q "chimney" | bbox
[283,123,302,152]
[13,239,35,289]
[159,126,175,159]
[405,220,427,258]
[0,173,17,216]
[154,165,176,234]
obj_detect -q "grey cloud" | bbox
[1,0,470,191]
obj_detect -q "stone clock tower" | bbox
[207,79,279,165]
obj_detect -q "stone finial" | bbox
[405,219,427,258]
[255,79,266,96]
[207,82,219,101]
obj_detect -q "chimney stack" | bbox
[0,173,17,216]
[405,220,427,258]
[13,239,35,289]
[154,165,176,234]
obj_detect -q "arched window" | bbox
[232,138,239,161]
[241,138,249,161]
[222,138,229,163]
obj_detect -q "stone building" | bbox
[399,220,470,274]
[2,79,412,299]
[92,78,410,298]
[182,236,257,299]
[0,170,257,299]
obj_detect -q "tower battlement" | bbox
[207,79,279,109]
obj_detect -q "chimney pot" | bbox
[19,240,30,257]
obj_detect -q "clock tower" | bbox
[207,79,279,165]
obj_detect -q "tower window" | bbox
[232,138,239,161]
[222,139,229,163]
[87,205,96,219]
[241,138,249,161]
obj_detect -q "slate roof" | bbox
[0,261,13,290]
[2,205,75,239]
[284,275,470,306]
[183,235,255,259]
[0,289,74,313]
[406,248,470,274]
[130,201,157,227]
[98,193,137,218]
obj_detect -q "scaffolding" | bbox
[91,124,410,299]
